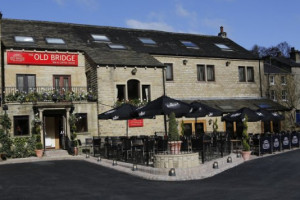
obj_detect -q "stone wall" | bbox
[154,153,200,168]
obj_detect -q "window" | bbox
[207,65,215,81]
[180,41,199,49]
[142,85,151,102]
[239,66,254,82]
[127,80,139,100]
[238,67,246,82]
[247,67,254,82]
[45,38,65,44]
[270,90,276,101]
[215,43,233,51]
[165,63,173,81]
[296,110,300,124]
[197,65,215,82]
[91,34,110,42]
[14,116,29,136]
[138,37,156,45]
[108,44,127,50]
[116,85,126,101]
[14,36,34,43]
[75,113,88,132]
[269,75,275,85]
[197,65,205,81]
[281,76,286,85]
[17,74,36,93]
[281,90,287,101]
[53,75,71,92]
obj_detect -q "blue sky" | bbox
[1,0,299,50]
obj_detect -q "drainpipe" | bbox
[162,66,167,135]
[0,12,3,105]
[259,59,263,97]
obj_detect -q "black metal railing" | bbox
[4,86,97,103]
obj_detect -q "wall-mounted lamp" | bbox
[226,61,231,66]
[131,68,137,75]
[183,59,188,65]
[213,161,219,169]
[169,168,176,176]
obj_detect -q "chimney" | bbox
[290,47,300,63]
[0,12,2,19]
[218,26,227,38]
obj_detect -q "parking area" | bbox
[1,149,300,200]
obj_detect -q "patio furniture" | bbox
[93,136,101,157]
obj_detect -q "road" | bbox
[0,150,300,200]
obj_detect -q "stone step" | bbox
[44,149,70,157]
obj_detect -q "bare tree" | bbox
[251,42,291,58]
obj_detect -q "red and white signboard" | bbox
[128,119,144,127]
[7,51,78,66]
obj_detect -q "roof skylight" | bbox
[138,37,156,45]
[215,43,233,51]
[108,44,127,50]
[91,34,110,42]
[180,41,199,49]
[14,36,34,43]
[45,38,65,44]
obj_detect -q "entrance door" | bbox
[53,75,71,92]
[195,123,204,135]
[44,115,64,149]
[183,123,193,136]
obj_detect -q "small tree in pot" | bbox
[241,115,251,161]
[69,113,78,155]
[168,112,182,154]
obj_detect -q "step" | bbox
[44,149,70,157]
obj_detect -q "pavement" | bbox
[0,148,297,181]
[0,149,300,200]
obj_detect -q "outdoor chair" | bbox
[82,138,93,155]
[121,138,132,162]
[93,136,101,157]
[131,138,144,163]
[155,137,168,154]
[144,138,155,165]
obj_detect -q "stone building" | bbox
[0,15,287,150]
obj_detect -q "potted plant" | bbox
[168,112,182,154]
[35,142,43,158]
[241,115,251,161]
[69,113,78,155]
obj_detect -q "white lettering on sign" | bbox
[166,102,180,108]
[34,53,49,61]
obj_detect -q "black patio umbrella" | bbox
[185,101,223,118]
[222,107,264,122]
[98,103,137,120]
[136,95,192,118]
[256,109,285,122]
[98,103,137,137]
[136,95,193,135]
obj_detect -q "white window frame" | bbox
[269,75,275,85]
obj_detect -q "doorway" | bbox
[44,110,66,150]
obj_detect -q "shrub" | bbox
[168,112,179,141]
[242,115,250,151]
[0,129,12,157]
[12,137,36,158]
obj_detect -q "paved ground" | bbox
[1,150,300,200]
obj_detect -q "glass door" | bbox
[53,75,71,93]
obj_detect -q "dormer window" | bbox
[138,37,156,45]
[180,41,199,49]
[14,36,34,43]
[215,43,233,51]
[91,34,110,42]
[45,38,65,44]
[108,44,127,50]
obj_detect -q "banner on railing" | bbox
[291,132,299,148]
[272,135,281,152]
[281,134,290,150]
[7,51,78,66]
[260,136,272,154]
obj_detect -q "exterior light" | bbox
[227,156,232,163]
[237,152,241,158]
[213,161,219,169]
[169,168,176,176]
[86,153,90,158]
[2,105,8,111]
[131,68,137,75]
[97,156,101,162]
[112,160,118,166]
[226,61,231,66]
[183,59,188,65]
[132,164,138,171]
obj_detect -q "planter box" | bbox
[154,153,200,168]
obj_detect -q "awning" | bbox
[183,98,289,113]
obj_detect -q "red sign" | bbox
[128,119,144,127]
[7,51,78,66]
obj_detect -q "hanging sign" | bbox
[128,119,144,127]
[7,51,78,66]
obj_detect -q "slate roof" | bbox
[264,63,291,74]
[1,18,258,67]
[183,98,288,112]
